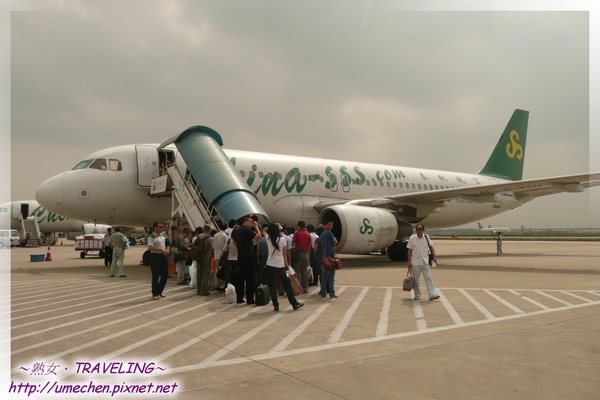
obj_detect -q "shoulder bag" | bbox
[425,234,434,266]
[323,255,342,271]
[218,238,230,267]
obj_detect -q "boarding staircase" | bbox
[165,164,222,231]
[150,125,269,232]
[20,216,42,247]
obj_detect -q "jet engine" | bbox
[82,223,112,235]
[318,205,410,254]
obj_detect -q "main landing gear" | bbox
[386,241,408,262]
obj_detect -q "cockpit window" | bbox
[72,159,94,170]
[89,159,107,170]
[72,158,121,171]
[109,159,122,171]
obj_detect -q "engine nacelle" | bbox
[319,205,401,254]
[82,223,112,235]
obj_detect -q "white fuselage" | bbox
[35,144,529,229]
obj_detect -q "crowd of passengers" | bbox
[153,216,338,309]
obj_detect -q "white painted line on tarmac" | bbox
[48,298,229,379]
[483,289,525,314]
[559,290,595,303]
[269,287,348,354]
[201,311,285,364]
[412,299,427,331]
[375,287,393,337]
[156,304,263,363]
[11,283,145,321]
[11,280,137,307]
[508,290,550,310]
[10,280,85,297]
[437,289,464,325]
[11,286,198,343]
[327,286,368,344]
[459,288,494,319]
[11,282,600,378]
[534,290,573,306]
[164,300,600,375]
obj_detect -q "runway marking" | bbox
[201,309,284,364]
[269,287,338,353]
[534,290,573,306]
[560,290,595,303]
[10,280,600,376]
[508,289,550,310]
[483,289,525,314]
[11,286,196,345]
[437,289,464,325]
[11,282,143,319]
[12,279,138,307]
[327,286,366,344]
[375,287,394,337]
[459,288,494,319]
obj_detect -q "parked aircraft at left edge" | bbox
[0,200,145,243]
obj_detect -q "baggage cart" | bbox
[74,234,106,258]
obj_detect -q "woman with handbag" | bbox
[265,223,304,312]
[318,220,339,299]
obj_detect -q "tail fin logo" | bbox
[505,130,524,160]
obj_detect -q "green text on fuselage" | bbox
[230,158,407,197]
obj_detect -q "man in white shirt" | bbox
[407,223,439,301]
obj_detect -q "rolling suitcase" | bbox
[255,284,270,306]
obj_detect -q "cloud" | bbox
[8,2,595,228]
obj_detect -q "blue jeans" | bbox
[226,260,237,286]
[319,269,335,298]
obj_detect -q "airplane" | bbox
[0,200,144,245]
[477,222,511,234]
[35,109,600,261]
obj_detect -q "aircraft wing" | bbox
[314,172,600,220]
[383,172,600,204]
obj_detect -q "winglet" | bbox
[478,109,529,181]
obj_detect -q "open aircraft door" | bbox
[135,145,160,187]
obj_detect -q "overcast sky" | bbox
[5,1,600,229]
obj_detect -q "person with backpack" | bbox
[193,224,214,296]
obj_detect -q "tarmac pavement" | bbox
[4,239,600,399]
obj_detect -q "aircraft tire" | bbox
[387,241,408,262]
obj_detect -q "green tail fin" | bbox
[478,109,529,181]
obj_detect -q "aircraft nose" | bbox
[35,175,65,214]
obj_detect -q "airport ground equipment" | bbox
[74,234,105,258]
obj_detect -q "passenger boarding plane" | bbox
[35,110,600,260]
